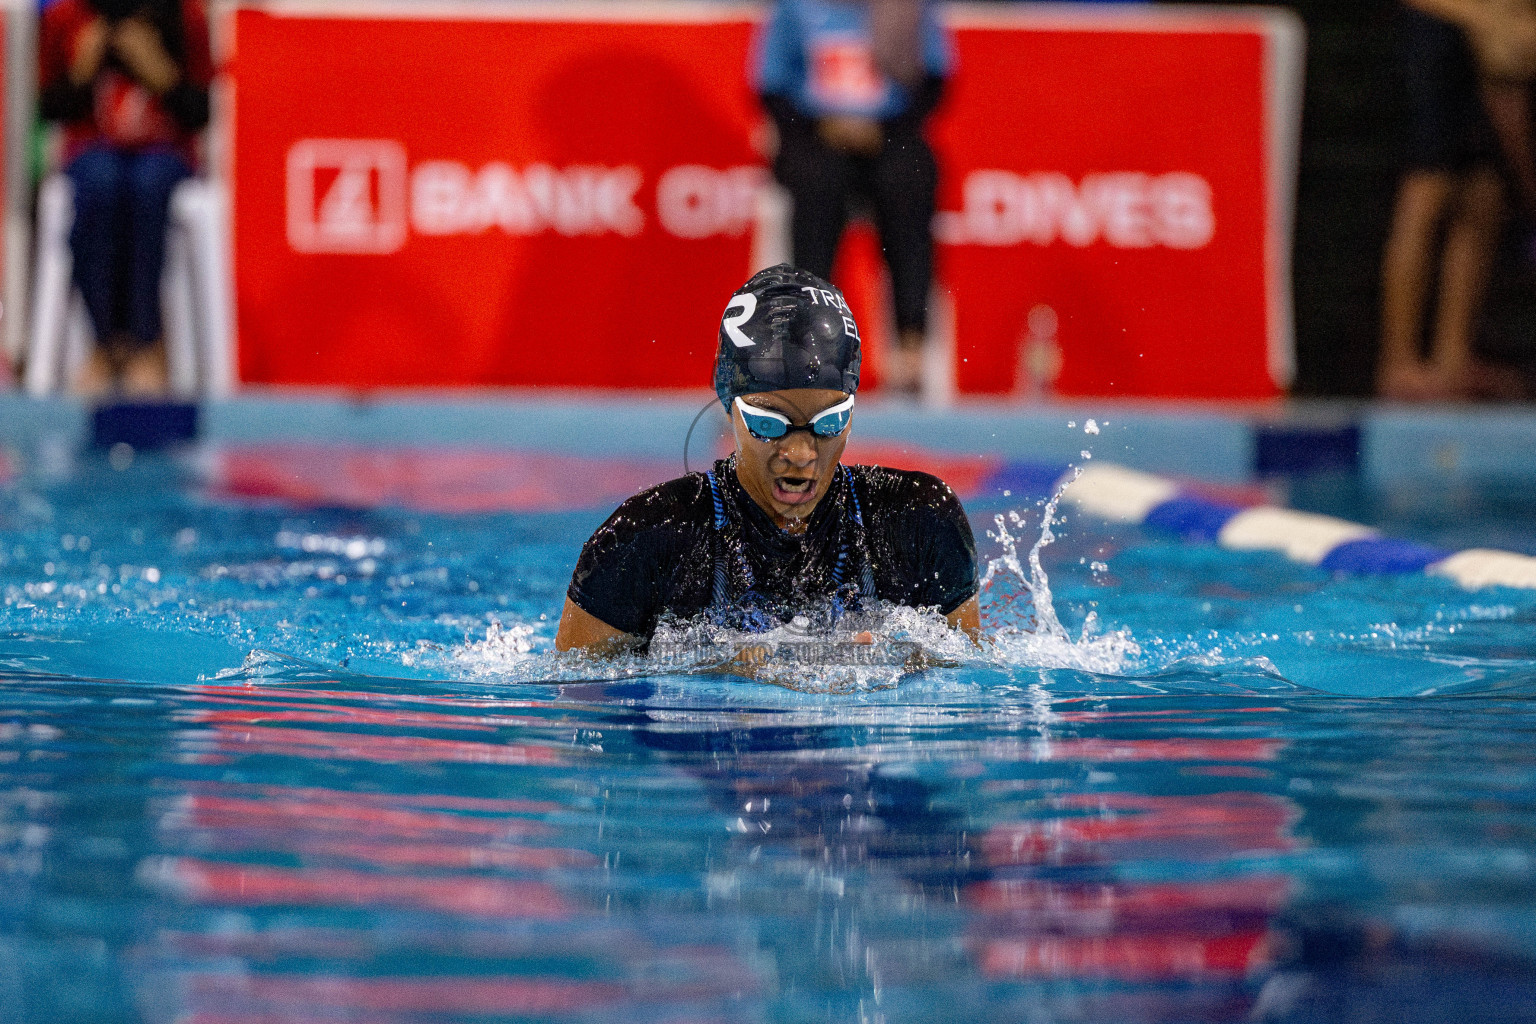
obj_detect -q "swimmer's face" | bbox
[730,387,851,528]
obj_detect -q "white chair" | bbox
[25,173,234,397]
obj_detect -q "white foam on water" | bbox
[430,468,1155,690]
[426,464,1358,691]
[646,607,970,694]
[428,612,944,694]
[449,620,538,670]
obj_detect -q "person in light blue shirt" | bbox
[754,0,953,396]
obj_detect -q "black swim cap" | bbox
[713,264,862,408]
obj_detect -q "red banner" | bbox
[226,2,1300,398]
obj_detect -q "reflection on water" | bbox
[4,447,1536,1020]
[2,670,1534,1023]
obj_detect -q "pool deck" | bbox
[4,391,1535,484]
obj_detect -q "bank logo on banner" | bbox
[285,139,764,250]
[286,139,408,254]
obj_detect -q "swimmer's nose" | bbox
[775,430,817,466]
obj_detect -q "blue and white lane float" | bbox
[1046,463,1536,591]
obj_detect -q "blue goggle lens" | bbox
[735,396,854,441]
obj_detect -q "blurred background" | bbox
[0,0,1533,407]
[4,13,1536,1020]
[1227,0,1536,399]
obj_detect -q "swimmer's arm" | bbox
[554,598,636,656]
[946,595,982,643]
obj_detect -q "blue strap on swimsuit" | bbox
[707,468,733,609]
[705,465,875,624]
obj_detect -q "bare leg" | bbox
[120,340,169,398]
[1482,80,1536,215]
[72,347,117,397]
[1379,170,1454,399]
[885,327,925,396]
[1430,167,1504,397]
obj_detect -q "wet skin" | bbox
[556,389,980,652]
[728,388,850,532]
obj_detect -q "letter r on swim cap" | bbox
[723,293,758,348]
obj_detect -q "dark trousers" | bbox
[773,128,937,335]
[1397,5,1499,172]
[65,146,193,349]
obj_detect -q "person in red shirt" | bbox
[38,0,212,396]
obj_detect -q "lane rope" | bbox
[1038,462,1536,591]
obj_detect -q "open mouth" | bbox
[772,475,817,505]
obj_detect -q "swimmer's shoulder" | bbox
[848,464,977,596]
[590,472,716,545]
[846,463,965,513]
[571,474,715,635]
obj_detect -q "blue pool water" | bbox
[2,427,1535,1022]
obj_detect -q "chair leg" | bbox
[171,180,236,397]
[25,176,76,396]
[161,218,199,398]
[751,181,793,274]
[4,213,32,371]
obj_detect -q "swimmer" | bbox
[556,264,979,658]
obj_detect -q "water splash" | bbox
[435,472,1145,689]
[408,602,977,694]
[650,601,985,694]
[454,620,537,666]
[980,469,1141,675]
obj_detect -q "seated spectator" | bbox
[38,0,211,397]
[754,0,952,397]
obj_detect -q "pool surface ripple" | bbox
[0,441,1534,1023]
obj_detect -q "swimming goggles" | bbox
[734,394,854,441]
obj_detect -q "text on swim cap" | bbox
[799,286,849,312]
[723,293,758,348]
[799,286,860,341]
